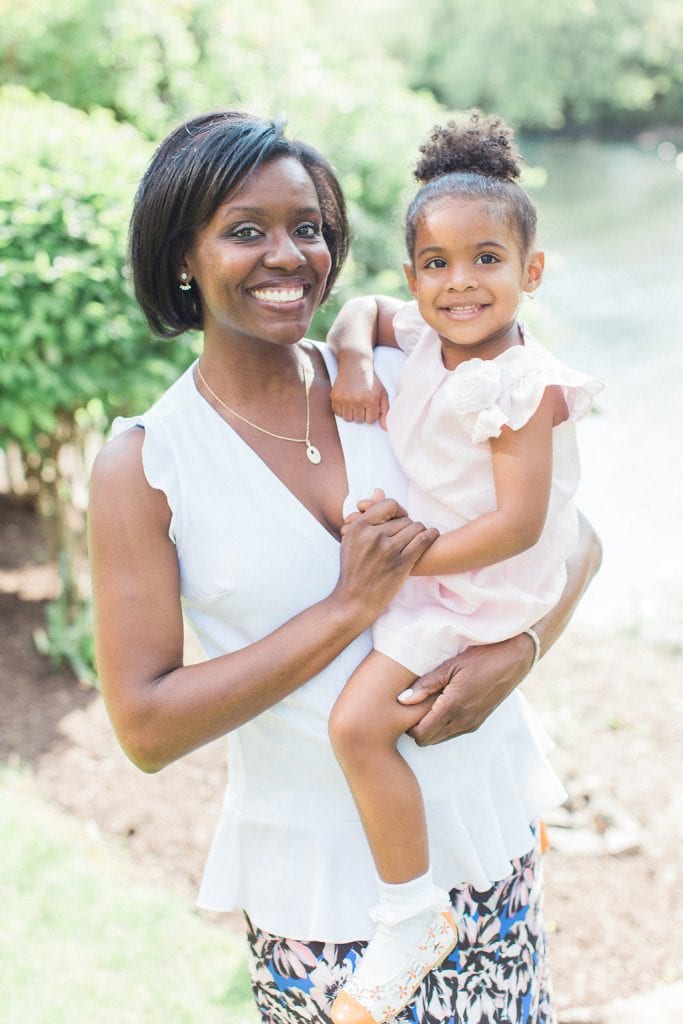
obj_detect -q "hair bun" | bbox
[415,110,523,184]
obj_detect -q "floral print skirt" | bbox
[244,831,556,1024]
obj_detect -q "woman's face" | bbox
[182,156,332,349]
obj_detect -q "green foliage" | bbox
[33,581,97,688]
[380,0,683,133]
[0,0,200,138]
[4,0,680,140]
[0,84,193,455]
[0,86,196,679]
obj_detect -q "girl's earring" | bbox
[525,291,535,301]
[179,272,192,292]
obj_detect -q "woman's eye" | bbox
[231,224,261,239]
[296,222,322,239]
[476,252,499,265]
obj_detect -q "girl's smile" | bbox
[404,196,544,368]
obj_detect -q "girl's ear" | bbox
[403,261,418,298]
[523,250,545,294]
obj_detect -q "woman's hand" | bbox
[330,357,390,429]
[334,495,438,629]
[400,511,602,746]
[400,634,536,746]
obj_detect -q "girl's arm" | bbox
[327,295,405,428]
[411,388,560,576]
[88,428,438,773]
[405,511,602,745]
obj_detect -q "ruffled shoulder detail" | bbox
[444,330,603,444]
[392,300,430,354]
[109,367,197,543]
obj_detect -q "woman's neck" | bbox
[199,333,307,402]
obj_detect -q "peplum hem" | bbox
[197,710,566,943]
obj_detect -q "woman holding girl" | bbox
[89,109,601,1024]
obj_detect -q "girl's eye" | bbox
[476,252,499,265]
[424,257,447,269]
[296,222,323,239]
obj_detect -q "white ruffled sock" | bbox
[354,868,451,986]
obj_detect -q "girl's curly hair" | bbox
[406,110,536,261]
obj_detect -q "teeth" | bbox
[447,305,480,313]
[251,287,304,303]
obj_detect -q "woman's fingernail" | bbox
[397,688,413,702]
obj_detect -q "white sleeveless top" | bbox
[112,344,566,943]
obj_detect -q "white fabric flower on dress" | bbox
[445,359,502,413]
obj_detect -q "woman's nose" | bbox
[263,230,305,269]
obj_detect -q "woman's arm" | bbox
[88,428,438,773]
[412,391,556,576]
[404,511,602,745]
[327,295,404,428]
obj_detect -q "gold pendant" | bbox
[306,444,321,465]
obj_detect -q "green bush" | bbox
[0,86,195,679]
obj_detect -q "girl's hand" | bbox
[341,488,385,535]
[335,497,438,626]
[331,359,390,429]
[399,634,535,745]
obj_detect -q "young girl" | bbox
[326,112,602,1024]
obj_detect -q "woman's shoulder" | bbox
[110,361,198,438]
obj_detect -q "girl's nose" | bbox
[446,263,477,291]
[263,230,305,269]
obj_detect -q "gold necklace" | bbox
[196,352,322,465]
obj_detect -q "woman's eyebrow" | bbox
[219,204,322,217]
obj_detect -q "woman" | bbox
[89,110,601,1024]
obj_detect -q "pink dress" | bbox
[372,302,603,676]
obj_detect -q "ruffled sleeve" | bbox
[111,413,182,544]
[443,338,603,445]
[392,300,429,354]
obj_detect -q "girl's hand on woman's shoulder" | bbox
[331,359,389,428]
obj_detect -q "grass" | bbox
[0,766,259,1024]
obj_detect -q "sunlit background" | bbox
[1,2,682,1020]
[2,0,681,656]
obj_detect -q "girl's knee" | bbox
[329,691,389,769]
[329,692,364,758]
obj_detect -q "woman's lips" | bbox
[249,285,305,304]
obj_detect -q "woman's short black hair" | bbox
[129,111,350,338]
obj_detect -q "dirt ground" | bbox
[1,494,681,1020]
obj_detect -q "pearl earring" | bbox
[179,272,192,292]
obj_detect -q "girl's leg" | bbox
[328,650,458,1023]
[328,648,428,883]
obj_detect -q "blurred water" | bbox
[523,138,683,639]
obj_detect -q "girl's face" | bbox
[181,156,332,351]
[404,196,544,368]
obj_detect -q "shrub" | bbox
[0,86,195,680]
